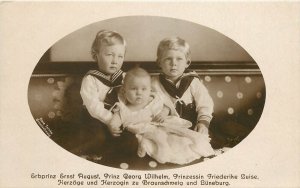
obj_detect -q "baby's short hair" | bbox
[91,30,126,60]
[156,37,191,63]
[123,67,151,86]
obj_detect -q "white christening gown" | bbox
[118,93,215,164]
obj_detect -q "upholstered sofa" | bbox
[28,61,265,170]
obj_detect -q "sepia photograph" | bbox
[28,16,265,170]
[1,2,299,188]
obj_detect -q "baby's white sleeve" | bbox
[150,94,165,117]
[191,78,214,124]
[80,75,113,124]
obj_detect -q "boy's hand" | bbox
[108,112,123,137]
[153,114,167,123]
[107,124,122,137]
[153,105,170,123]
[194,123,209,134]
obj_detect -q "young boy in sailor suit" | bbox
[152,37,214,135]
[80,30,137,159]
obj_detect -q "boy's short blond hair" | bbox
[91,30,126,60]
[156,37,191,63]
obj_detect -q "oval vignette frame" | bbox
[27,16,266,170]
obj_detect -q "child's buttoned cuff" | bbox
[197,120,210,128]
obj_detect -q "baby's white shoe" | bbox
[136,134,146,157]
[137,145,146,158]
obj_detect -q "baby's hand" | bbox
[194,123,209,134]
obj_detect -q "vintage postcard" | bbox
[1,2,299,188]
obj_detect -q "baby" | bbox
[152,37,214,135]
[110,67,215,164]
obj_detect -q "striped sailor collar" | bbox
[160,71,199,86]
[86,69,123,82]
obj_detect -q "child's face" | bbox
[96,44,125,75]
[124,77,152,106]
[158,49,190,82]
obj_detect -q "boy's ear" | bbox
[156,59,161,67]
[186,60,191,68]
[94,53,99,61]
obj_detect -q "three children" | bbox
[80,30,214,164]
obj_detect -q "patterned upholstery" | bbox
[28,73,265,170]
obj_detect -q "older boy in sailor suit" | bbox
[80,30,137,158]
[152,37,214,135]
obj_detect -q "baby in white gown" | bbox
[109,67,215,164]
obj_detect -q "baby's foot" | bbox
[136,135,146,157]
[137,145,146,157]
